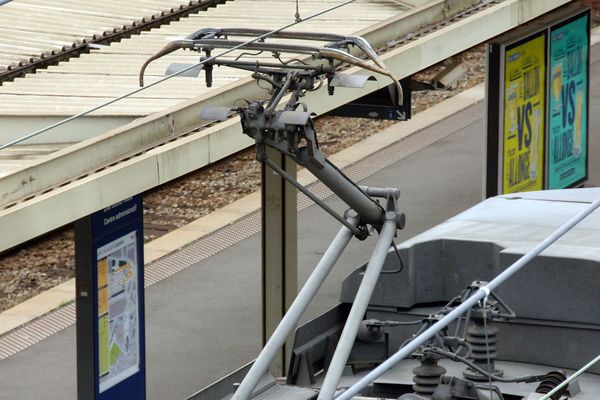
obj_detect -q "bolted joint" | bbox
[247,101,264,119]
[343,209,369,240]
[396,212,406,230]
[354,225,370,241]
[343,208,359,220]
[360,186,401,199]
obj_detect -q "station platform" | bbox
[0,45,599,400]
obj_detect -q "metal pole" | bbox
[233,217,358,400]
[335,197,600,400]
[261,147,298,376]
[318,218,397,400]
[263,158,362,236]
[304,159,383,226]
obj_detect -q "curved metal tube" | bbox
[318,46,403,105]
[139,29,402,104]
[349,36,404,105]
[139,40,195,86]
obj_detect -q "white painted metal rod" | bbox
[318,218,397,400]
[0,0,356,150]
[335,197,600,400]
[231,218,358,400]
[539,353,600,400]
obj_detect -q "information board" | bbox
[501,32,546,194]
[76,195,146,400]
[97,232,141,392]
[547,13,589,189]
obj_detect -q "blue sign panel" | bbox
[76,195,146,400]
[547,12,589,189]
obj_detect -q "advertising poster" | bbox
[548,14,589,189]
[502,33,546,194]
[97,231,140,393]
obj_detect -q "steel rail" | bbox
[0,0,357,151]
[334,197,600,400]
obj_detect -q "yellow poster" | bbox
[98,286,109,315]
[97,257,109,315]
[98,257,108,288]
[98,314,109,376]
[502,33,546,194]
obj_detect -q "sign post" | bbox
[76,195,146,400]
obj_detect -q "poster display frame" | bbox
[485,4,590,197]
[76,195,146,400]
[499,30,548,195]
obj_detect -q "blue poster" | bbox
[548,14,589,189]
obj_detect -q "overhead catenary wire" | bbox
[0,0,357,151]
[334,197,600,400]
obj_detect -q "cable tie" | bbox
[480,286,490,298]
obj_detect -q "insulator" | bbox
[463,319,503,381]
[535,370,567,400]
[357,319,384,343]
[412,358,446,396]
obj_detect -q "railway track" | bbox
[0,0,229,83]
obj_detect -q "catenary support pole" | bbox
[334,197,600,400]
[318,218,397,400]
[262,148,297,377]
[233,217,359,400]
